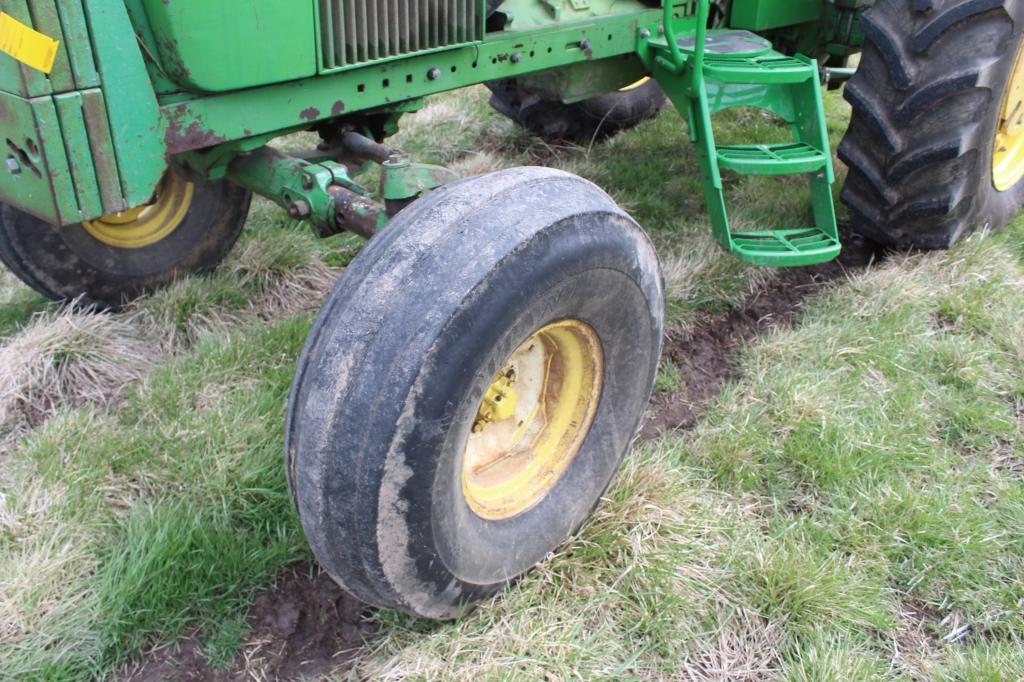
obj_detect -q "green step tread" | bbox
[703,55,815,84]
[716,143,827,175]
[729,228,840,267]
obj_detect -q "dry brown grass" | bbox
[0,230,341,453]
[0,304,156,442]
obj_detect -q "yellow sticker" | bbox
[0,12,59,75]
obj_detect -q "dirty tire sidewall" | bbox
[838,0,1024,249]
[0,177,251,307]
[286,167,664,619]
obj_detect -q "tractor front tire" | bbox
[486,78,665,144]
[838,0,1024,249]
[0,170,250,308]
[286,167,664,619]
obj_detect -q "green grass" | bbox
[1,85,1022,680]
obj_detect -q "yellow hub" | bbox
[81,173,194,248]
[461,320,603,521]
[993,41,1024,191]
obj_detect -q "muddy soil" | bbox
[121,564,373,681]
[122,226,881,681]
[641,226,880,438]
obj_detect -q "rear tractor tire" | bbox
[839,0,1024,249]
[0,169,251,307]
[486,77,666,144]
[286,167,664,618]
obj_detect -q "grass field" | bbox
[1,86,1022,680]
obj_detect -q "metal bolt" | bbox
[640,28,651,38]
[287,200,311,219]
[427,67,441,81]
[579,39,591,50]
[658,25,665,34]
[5,157,20,176]
[301,174,315,190]
[510,52,522,64]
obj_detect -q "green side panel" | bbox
[32,96,79,222]
[54,91,103,219]
[141,0,317,92]
[0,90,79,224]
[26,0,75,93]
[0,0,50,97]
[84,0,167,207]
[730,0,821,30]
[57,0,100,89]
[123,0,183,95]
[80,89,124,215]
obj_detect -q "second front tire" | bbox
[486,78,666,144]
[286,167,664,618]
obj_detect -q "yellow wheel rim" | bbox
[618,76,650,93]
[81,173,194,248]
[993,41,1024,191]
[461,320,603,521]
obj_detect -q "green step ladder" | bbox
[648,0,841,267]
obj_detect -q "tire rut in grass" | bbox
[122,564,373,682]
[641,226,882,439]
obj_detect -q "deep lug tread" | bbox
[912,0,1007,53]
[841,81,901,152]
[837,145,899,205]
[860,12,916,89]
[888,141,963,183]
[839,0,1023,249]
[894,71,980,124]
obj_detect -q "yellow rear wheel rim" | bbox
[993,41,1024,191]
[618,76,650,93]
[81,173,194,249]
[461,320,603,521]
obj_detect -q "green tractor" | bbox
[2,0,1023,618]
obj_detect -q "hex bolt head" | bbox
[427,67,442,81]
[640,28,651,38]
[579,39,591,50]
[5,157,20,176]
[510,52,522,64]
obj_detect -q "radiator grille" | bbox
[319,0,483,69]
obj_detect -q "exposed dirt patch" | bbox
[932,311,957,333]
[122,564,373,682]
[641,227,882,438]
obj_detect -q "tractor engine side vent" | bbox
[319,0,483,69]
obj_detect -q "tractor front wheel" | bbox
[285,167,664,618]
[0,169,251,307]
